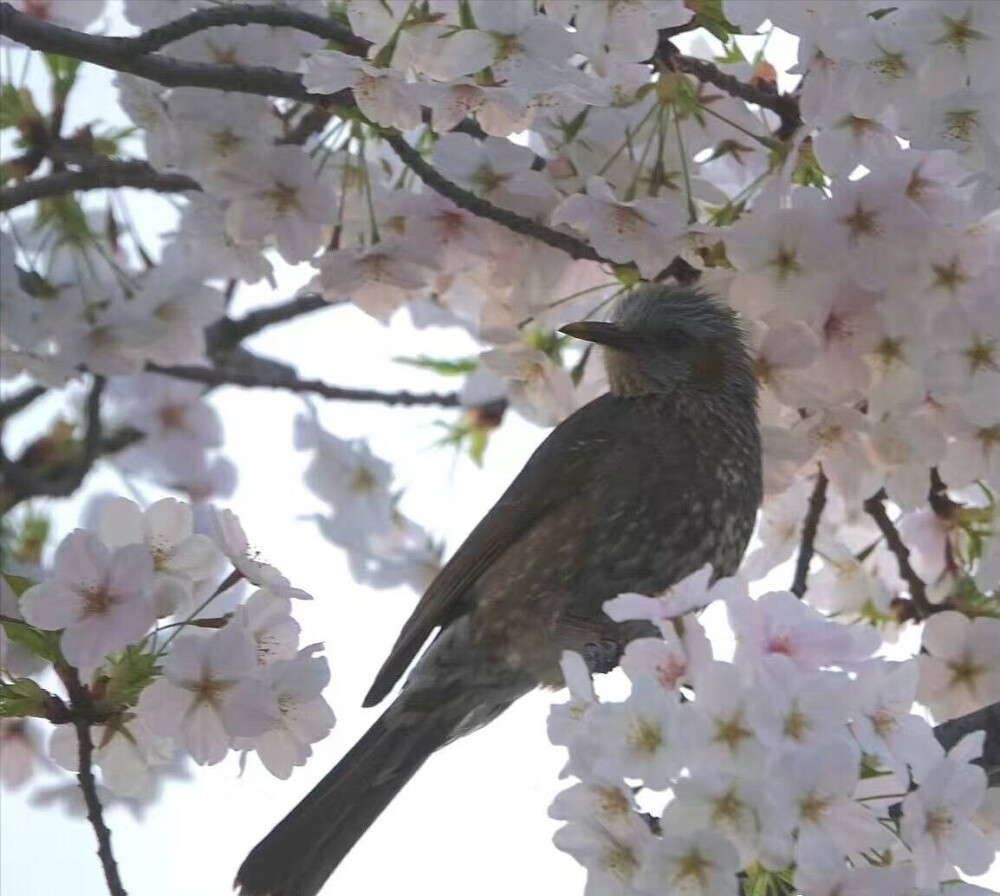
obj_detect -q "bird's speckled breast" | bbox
[470,395,761,685]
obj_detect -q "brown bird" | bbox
[237,285,762,896]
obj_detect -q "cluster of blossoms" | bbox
[549,568,999,896]
[1,0,999,893]
[1,496,334,802]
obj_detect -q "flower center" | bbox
[628,717,663,754]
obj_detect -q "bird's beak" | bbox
[559,321,642,350]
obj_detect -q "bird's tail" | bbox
[235,701,454,896]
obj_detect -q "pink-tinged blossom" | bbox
[236,588,300,667]
[682,661,764,775]
[588,678,684,790]
[19,531,155,672]
[793,408,877,501]
[851,660,943,786]
[137,625,280,765]
[314,240,431,324]
[619,618,712,692]
[605,565,743,633]
[763,738,895,874]
[807,541,893,619]
[206,507,311,601]
[901,732,993,889]
[49,716,173,800]
[98,497,222,617]
[14,0,105,29]
[728,589,879,672]
[917,611,1000,722]
[302,51,421,130]
[552,177,686,279]
[240,646,334,779]
[634,828,741,896]
[218,146,334,264]
[480,344,576,427]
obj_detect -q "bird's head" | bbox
[560,285,756,402]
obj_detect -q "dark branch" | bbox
[791,467,828,597]
[62,667,127,896]
[125,2,371,57]
[146,362,462,408]
[0,3,347,106]
[0,160,199,211]
[205,294,335,359]
[381,131,608,265]
[653,37,802,141]
[0,375,108,509]
[862,489,935,620]
[0,384,47,421]
[933,699,1000,787]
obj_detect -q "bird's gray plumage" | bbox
[237,285,762,896]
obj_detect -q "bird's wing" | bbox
[363,394,629,707]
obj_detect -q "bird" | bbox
[236,284,762,896]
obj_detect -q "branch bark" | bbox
[0,384,47,421]
[61,667,127,896]
[146,362,462,408]
[1,160,200,211]
[862,488,936,619]
[790,467,828,597]
[933,699,1000,787]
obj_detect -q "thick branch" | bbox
[381,131,607,265]
[147,362,462,408]
[0,384,47,421]
[62,667,127,896]
[1,161,199,211]
[862,489,935,619]
[127,2,370,57]
[790,467,828,597]
[0,3,346,106]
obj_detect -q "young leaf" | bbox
[0,678,52,718]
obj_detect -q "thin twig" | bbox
[790,467,828,597]
[653,36,802,140]
[381,131,609,265]
[62,667,127,896]
[862,489,935,619]
[1,161,199,211]
[146,362,462,408]
[0,384,47,421]
[205,294,335,358]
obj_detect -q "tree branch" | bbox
[61,667,127,896]
[790,467,827,597]
[381,131,608,265]
[0,376,109,509]
[126,2,371,57]
[862,489,936,620]
[933,699,1000,787]
[654,37,802,140]
[0,3,347,107]
[146,362,462,408]
[0,160,200,212]
[205,293,335,359]
[0,384,47,421]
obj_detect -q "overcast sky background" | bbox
[1,4,997,896]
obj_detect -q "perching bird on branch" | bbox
[236,285,762,896]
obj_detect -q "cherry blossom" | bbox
[19,531,155,672]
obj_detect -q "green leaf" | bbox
[1,571,35,597]
[104,645,160,707]
[0,677,51,718]
[0,84,23,130]
[43,53,82,100]
[868,6,899,20]
[393,355,478,376]
[35,194,93,247]
[0,617,63,664]
[687,0,740,41]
